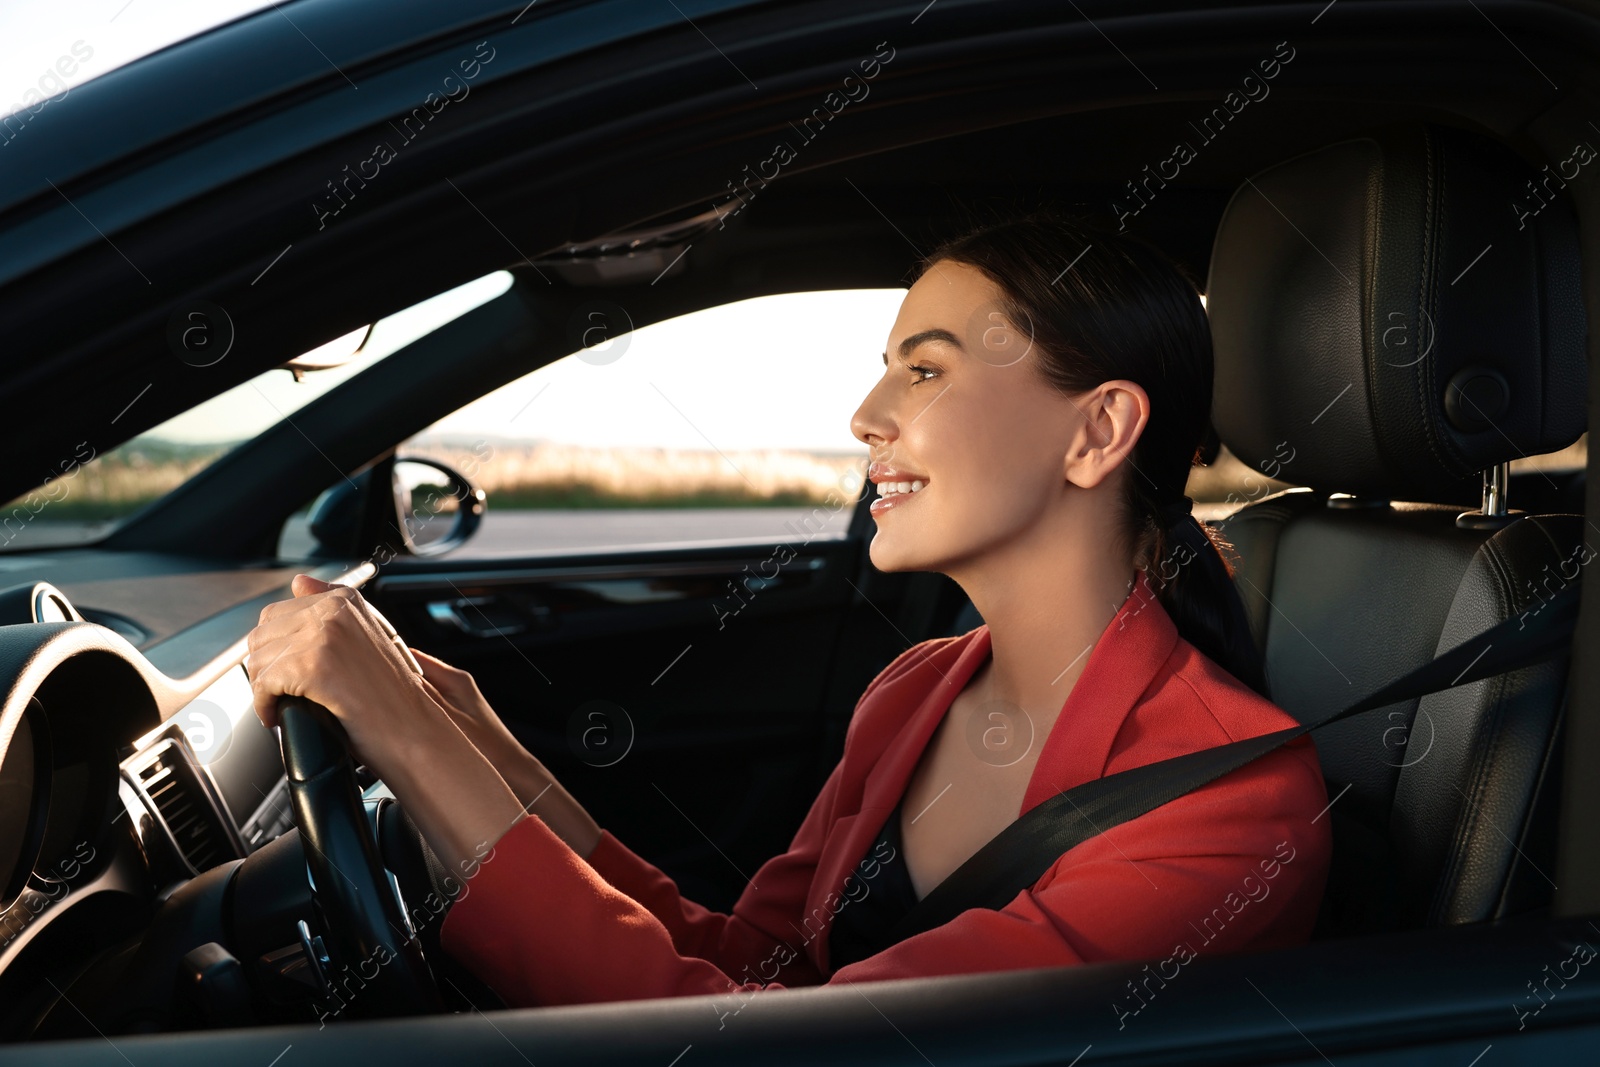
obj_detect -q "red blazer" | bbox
[439,569,1332,1009]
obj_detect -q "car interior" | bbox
[0,2,1598,1064]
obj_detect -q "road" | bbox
[0,506,856,560]
[281,505,855,558]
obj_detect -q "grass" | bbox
[4,438,869,523]
[6,442,230,521]
[419,439,866,511]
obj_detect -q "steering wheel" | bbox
[277,697,444,1017]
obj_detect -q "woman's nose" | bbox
[850,376,894,451]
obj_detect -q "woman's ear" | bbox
[1063,380,1150,490]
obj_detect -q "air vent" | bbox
[122,730,244,877]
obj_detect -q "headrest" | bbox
[1207,122,1587,505]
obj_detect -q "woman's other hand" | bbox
[411,647,527,767]
[411,650,602,863]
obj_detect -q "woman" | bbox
[245,211,1332,1010]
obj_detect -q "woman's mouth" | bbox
[869,478,927,516]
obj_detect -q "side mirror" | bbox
[390,456,486,556]
[305,455,485,559]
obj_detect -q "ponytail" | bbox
[1144,499,1270,699]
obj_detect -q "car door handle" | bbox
[425,594,542,637]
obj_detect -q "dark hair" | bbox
[914,209,1269,699]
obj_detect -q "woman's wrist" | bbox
[402,682,604,864]
[382,707,529,877]
[494,744,603,862]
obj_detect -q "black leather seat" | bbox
[1205,121,1588,938]
[937,121,1586,940]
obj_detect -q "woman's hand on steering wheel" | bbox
[246,574,434,769]
[245,574,528,882]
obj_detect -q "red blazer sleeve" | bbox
[559,754,848,988]
[438,730,1330,1010]
[438,647,929,1005]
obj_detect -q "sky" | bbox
[423,286,908,452]
[0,0,278,118]
[148,274,911,452]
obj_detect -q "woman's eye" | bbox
[907,363,938,384]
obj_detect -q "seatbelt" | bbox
[884,577,1583,945]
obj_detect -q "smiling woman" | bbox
[242,210,1333,1010]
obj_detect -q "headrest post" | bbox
[1482,462,1510,517]
[1456,462,1519,530]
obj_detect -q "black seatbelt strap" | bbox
[884,577,1582,945]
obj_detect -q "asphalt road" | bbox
[0,506,856,561]
[278,505,857,558]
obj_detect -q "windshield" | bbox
[0,271,513,552]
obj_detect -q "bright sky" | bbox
[429,287,908,452]
[0,0,278,118]
[151,274,910,452]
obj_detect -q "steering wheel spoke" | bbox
[277,698,444,1018]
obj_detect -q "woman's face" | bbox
[851,258,1146,576]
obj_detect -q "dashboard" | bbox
[122,663,295,876]
[0,560,374,1035]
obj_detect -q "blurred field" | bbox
[4,440,230,522]
[406,438,869,509]
[3,437,872,524]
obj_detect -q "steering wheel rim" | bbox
[277,697,443,1017]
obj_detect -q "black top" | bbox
[827,798,923,970]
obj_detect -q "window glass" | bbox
[1508,431,1587,474]
[0,271,513,552]
[341,289,908,559]
[1195,432,1588,519]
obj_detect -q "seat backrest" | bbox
[1206,121,1588,937]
